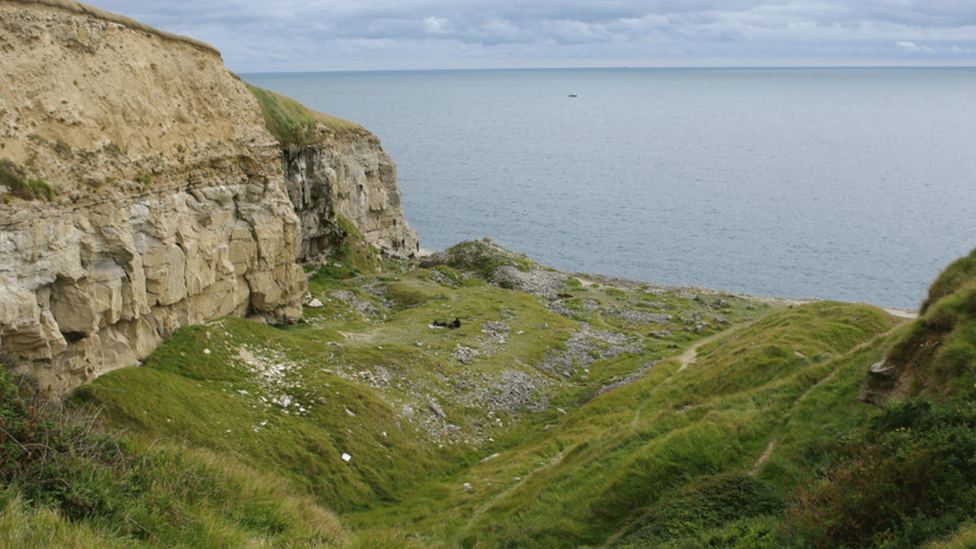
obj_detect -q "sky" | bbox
[85,0,976,73]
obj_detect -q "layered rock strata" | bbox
[0,0,307,390]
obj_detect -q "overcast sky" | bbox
[85,0,976,73]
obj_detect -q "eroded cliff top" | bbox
[0,0,276,202]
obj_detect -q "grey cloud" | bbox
[85,0,976,71]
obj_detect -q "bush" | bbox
[0,159,32,200]
[787,397,976,548]
[0,369,129,520]
[617,473,785,548]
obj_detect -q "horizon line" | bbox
[239,64,976,76]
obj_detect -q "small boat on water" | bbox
[568,93,578,98]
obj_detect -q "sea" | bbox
[243,68,976,310]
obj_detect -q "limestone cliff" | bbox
[0,0,312,391]
[246,85,418,262]
[283,137,419,262]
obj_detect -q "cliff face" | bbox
[283,137,419,262]
[0,0,310,391]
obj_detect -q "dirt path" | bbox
[455,452,564,543]
[628,327,739,427]
[884,308,918,320]
[750,440,778,476]
[748,326,899,476]
[337,330,377,344]
[678,324,749,372]
[602,322,901,547]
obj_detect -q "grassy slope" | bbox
[32,235,976,549]
[396,302,900,549]
[882,246,976,400]
[246,84,365,145]
[69,227,916,548]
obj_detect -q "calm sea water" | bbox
[244,68,976,309]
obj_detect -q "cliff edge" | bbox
[859,246,976,406]
[0,0,414,391]
[245,85,419,262]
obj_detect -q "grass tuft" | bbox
[0,159,54,201]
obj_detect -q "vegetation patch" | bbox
[0,159,54,202]
[615,473,784,548]
[0,367,344,548]
[431,239,536,281]
[880,245,976,399]
[787,396,976,549]
[247,84,365,145]
[921,246,976,313]
[15,231,976,549]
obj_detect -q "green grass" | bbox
[920,523,976,549]
[613,473,784,549]
[22,231,976,549]
[247,84,365,145]
[921,245,976,313]
[879,245,976,400]
[0,368,346,548]
[339,301,902,549]
[0,159,54,201]
[2,293,907,549]
[69,277,905,549]
[76,319,453,512]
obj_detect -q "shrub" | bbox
[787,396,976,548]
[0,159,32,200]
[618,473,784,547]
[0,369,129,520]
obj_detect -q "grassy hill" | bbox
[5,233,976,548]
